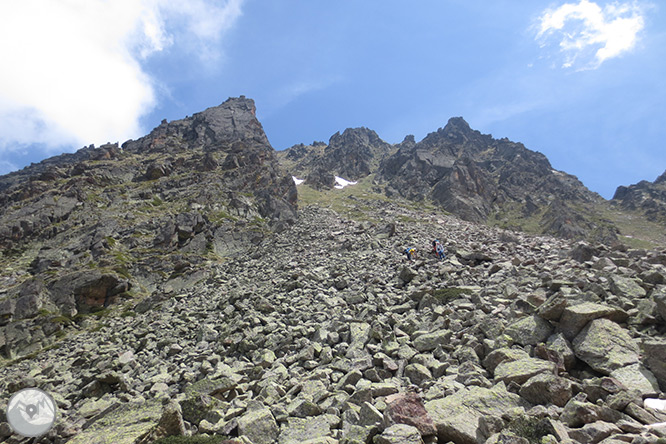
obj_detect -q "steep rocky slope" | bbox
[613,170,666,224]
[0,97,296,359]
[2,193,666,443]
[2,97,666,444]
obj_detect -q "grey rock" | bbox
[519,373,573,407]
[609,275,647,298]
[483,348,530,374]
[560,396,602,428]
[413,330,453,352]
[572,318,641,374]
[373,424,423,444]
[653,286,666,321]
[425,382,530,444]
[237,404,279,444]
[504,315,552,346]
[558,302,628,340]
[404,363,433,386]
[493,358,556,385]
[610,364,660,396]
[642,338,666,390]
[278,415,335,444]
[545,333,576,370]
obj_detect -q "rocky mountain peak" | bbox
[0,96,296,343]
[277,126,394,189]
[327,127,385,151]
[442,116,472,133]
[376,119,614,241]
[123,96,269,156]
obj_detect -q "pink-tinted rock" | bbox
[383,392,437,437]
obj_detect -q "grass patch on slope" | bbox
[296,174,438,222]
[596,202,666,249]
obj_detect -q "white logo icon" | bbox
[6,388,57,437]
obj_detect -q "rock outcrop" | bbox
[377,117,617,242]
[613,170,666,223]
[277,127,393,189]
[0,97,296,360]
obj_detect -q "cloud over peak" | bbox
[0,0,242,154]
[536,0,646,70]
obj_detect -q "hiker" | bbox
[432,239,446,259]
[404,247,417,261]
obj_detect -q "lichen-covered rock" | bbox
[238,403,280,444]
[572,318,640,374]
[504,315,552,346]
[373,424,423,444]
[609,275,647,299]
[642,338,666,390]
[278,415,337,444]
[493,358,556,385]
[425,383,530,444]
[66,401,163,444]
[610,364,660,396]
[558,302,628,340]
[519,373,573,407]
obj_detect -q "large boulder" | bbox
[609,364,660,396]
[504,315,552,346]
[609,275,646,299]
[66,401,163,444]
[237,403,279,444]
[519,373,573,407]
[278,415,337,444]
[558,302,628,340]
[425,383,531,444]
[641,339,666,390]
[382,392,436,437]
[572,319,640,374]
[373,424,424,444]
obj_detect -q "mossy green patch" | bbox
[153,436,230,444]
[65,400,163,444]
[506,416,552,444]
[431,287,473,304]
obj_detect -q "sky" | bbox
[0,0,664,199]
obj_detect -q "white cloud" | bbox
[0,0,242,154]
[536,0,646,70]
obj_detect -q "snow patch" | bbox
[292,176,304,185]
[334,176,357,189]
[645,398,666,411]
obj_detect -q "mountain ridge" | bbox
[279,116,636,244]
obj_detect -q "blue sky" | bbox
[0,1,664,199]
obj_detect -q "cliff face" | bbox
[0,97,296,338]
